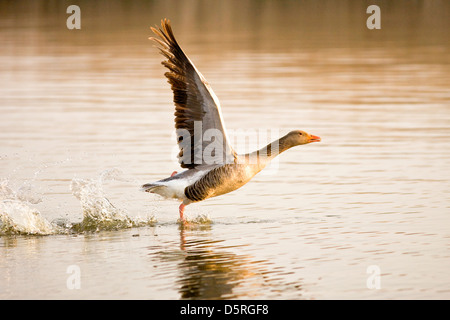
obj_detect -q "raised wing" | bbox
[150,19,236,169]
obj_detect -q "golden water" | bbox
[1,0,449,299]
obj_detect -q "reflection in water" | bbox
[177,226,256,299]
[150,225,302,300]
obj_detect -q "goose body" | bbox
[142,19,321,221]
[142,158,265,204]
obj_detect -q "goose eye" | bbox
[298,132,303,136]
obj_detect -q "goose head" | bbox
[284,130,321,147]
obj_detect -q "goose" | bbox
[142,19,321,222]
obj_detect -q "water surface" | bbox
[1,0,449,299]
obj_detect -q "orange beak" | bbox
[309,135,321,143]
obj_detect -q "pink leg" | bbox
[179,203,186,221]
[171,171,178,177]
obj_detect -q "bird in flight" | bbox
[142,19,321,223]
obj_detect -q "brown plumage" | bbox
[143,19,321,223]
[150,19,236,169]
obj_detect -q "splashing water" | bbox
[0,200,55,235]
[69,168,156,232]
[0,179,54,235]
[0,169,155,235]
[180,213,212,226]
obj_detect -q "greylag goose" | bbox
[142,19,321,222]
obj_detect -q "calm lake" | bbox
[1,0,449,299]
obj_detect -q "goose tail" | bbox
[141,183,167,194]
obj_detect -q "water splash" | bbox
[69,168,156,232]
[181,213,212,225]
[0,200,55,235]
[0,169,156,235]
[0,179,55,235]
[0,179,42,204]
